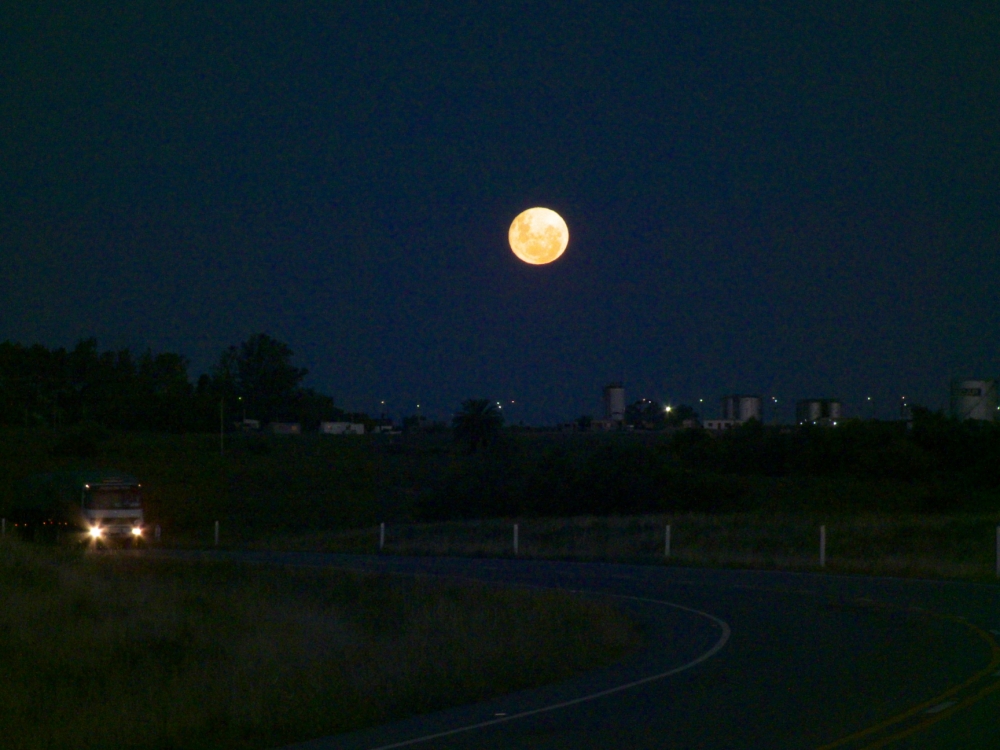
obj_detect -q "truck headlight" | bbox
[89,526,103,539]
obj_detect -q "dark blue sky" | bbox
[2,2,998,424]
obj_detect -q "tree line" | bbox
[0,334,353,432]
[409,406,1000,520]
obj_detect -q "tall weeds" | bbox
[308,513,1000,583]
[0,540,641,749]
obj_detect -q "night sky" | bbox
[3,2,998,425]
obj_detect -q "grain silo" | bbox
[721,395,762,423]
[796,399,843,425]
[603,383,626,422]
[950,379,998,422]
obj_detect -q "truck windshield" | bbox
[84,488,141,510]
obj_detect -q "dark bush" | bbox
[412,437,751,521]
[49,423,108,458]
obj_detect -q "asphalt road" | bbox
[157,551,1000,749]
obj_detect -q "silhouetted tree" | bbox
[665,404,699,427]
[213,333,308,423]
[0,335,345,433]
[625,399,667,430]
[453,399,504,452]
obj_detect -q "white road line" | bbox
[359,593,732,750]
[990,630,1000,636]
[924,701,956,715]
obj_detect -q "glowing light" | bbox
[131,527,143,537]
[508,207,569,265]
[89,526,103,539]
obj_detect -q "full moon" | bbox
[508,207,569,265]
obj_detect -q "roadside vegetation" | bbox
[301,512,1000,583]
[1,406,998,581]
[0,426,374,539]
[401,412,1000,521]
[0,538,642,750]
[7,338,998,750]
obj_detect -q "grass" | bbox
[4,428,998,749]
[0,538,642,750]
[273,513,1000,584]
[0,427,375,534]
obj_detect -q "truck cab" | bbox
[82,475,144,544]
[10,470,145,545]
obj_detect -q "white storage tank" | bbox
[796,399,843,425]
[721,395,762,423]
[603,383,625,422]
[950,380,998,422]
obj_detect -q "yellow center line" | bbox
[817,616,1000,750]
[859,678,1000,750]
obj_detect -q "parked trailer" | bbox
[10,471,145,545]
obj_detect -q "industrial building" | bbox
[603,383,625,423]
[587,383,627,431]
[796,399,842,426]
[721,395,762,423]
[700,395,761,432]
[702,419,737,432]
[950,379,998,422]
[320,422,366,435]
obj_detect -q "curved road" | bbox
[157,551,1000,749]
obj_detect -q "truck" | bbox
[9,470,145,545]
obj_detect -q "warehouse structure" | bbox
[950,379,998,422]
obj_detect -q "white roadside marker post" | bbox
[214,520,219,547]
[665,524,671,558]
[820,525,827,568]
[154,524,161,543]
[379,522,385,551]
[513,523,519,556]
